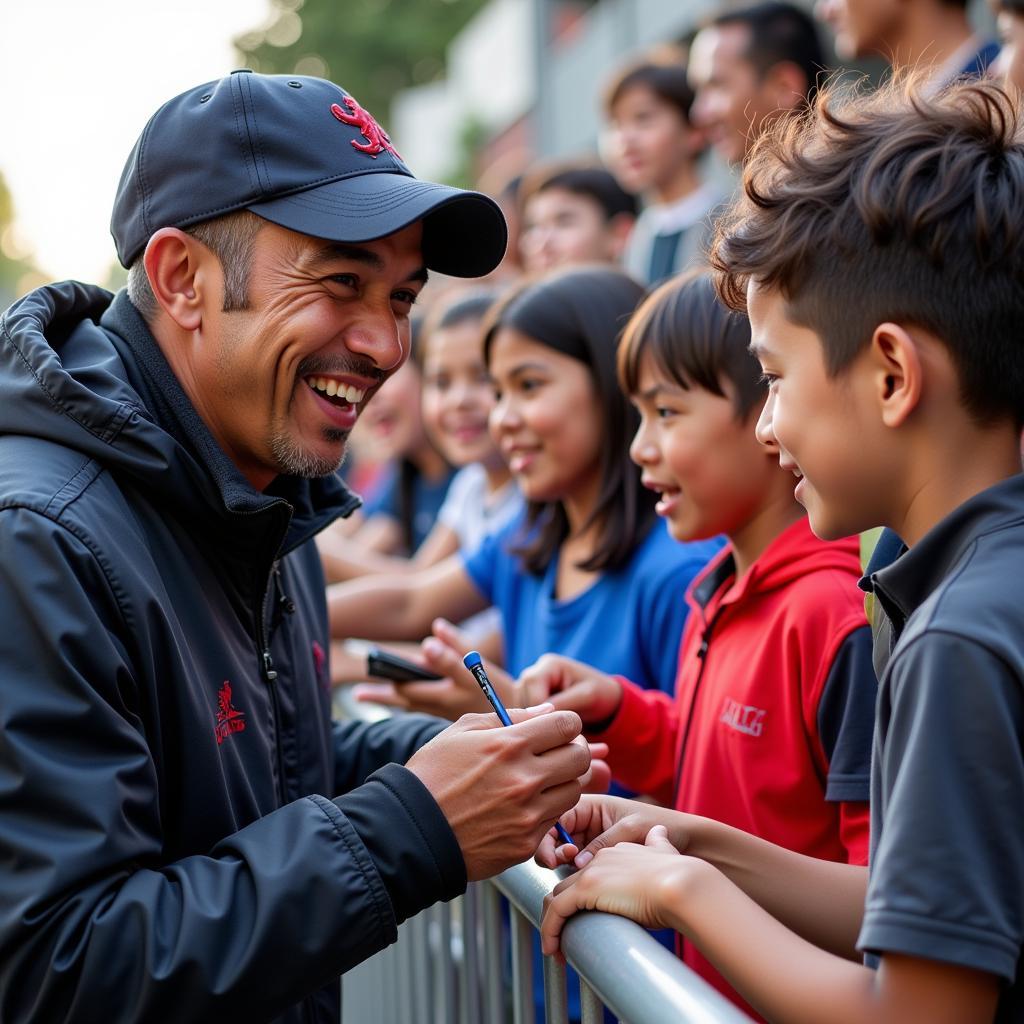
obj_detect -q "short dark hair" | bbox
[482,265,650,575]
[603,46,695,123]
[711,76,1024,428]
[519,160,638,221]
[618,272,762,420]
[126,210,264,321]
[708,2,824,101]
[993,0,1024,14]
[418,287,501,365]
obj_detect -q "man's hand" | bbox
[534,794,696,869]
[405,704,592,881]
[516,654,624,726]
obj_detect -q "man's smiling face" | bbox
[195,219,427,490]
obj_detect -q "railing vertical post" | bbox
[543,951,570,1024]
[440,900,458,1024]
[580,978,605,1024]
[511,908,534,1024]
[482,882,506,1024]
[410,909,432,1024]
[460,884,482,1023]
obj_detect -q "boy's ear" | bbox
[870,322,923,428]
[142,228,218,331]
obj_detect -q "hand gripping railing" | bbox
[340,857,754,1024]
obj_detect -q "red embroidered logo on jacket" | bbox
[330,96,402,159]
[215,681,246,744]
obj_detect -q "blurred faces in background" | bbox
[517,162,637,274]
[602,48,706,203]
[689,1,824,164]
[993,0,1024,91]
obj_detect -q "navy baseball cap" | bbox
[111,70,507,277]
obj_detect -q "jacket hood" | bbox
[0,281,358,555]
[690,516,861,613]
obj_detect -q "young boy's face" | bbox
[629,352,776,542]
[604,85,698,196]
[747,282,881,540]
[519,188,626,274]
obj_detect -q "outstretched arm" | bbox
[327,553,486,640]
[537,795,865,958]
[541,828,999,1024]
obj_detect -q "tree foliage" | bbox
[234,0,488,129]
[0,172,43,306]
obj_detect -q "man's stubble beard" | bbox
[270,418,349,479]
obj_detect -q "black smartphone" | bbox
[365,647,444,683]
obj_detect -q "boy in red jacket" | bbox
[523,272,877,1016]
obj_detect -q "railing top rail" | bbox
[493,859,755,1024]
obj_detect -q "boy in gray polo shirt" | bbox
[537,76,1024,1023]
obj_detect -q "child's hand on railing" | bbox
[540,825,707,956]
[534,794,694,869]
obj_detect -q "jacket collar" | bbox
[688,516,856,617]
[863,473,1024,636]
[100,290,359,557]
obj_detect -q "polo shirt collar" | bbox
[862,473,1024,633]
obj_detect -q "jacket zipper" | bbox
[257,559,288,808]
[671,607,725,805]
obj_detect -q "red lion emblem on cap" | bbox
[331,96,402,160]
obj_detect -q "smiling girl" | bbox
[326,265,721,712]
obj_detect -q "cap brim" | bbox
[247,172,507,278]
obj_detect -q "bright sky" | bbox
[0,0,273,285]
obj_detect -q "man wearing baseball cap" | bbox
[0,72,591,1023]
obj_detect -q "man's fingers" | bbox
[505,708,584,753]
[531,742,592,795]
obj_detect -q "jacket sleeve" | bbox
[590,677,680,804]
[331,713,448,795]
[0,508,463,1023]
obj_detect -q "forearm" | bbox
[667,864,998,1024]
[328,576,429,640]
[318,533,417,583]
[687,817,867,958]
[665,864,879,1024]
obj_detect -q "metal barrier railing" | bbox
[340,857,754,1024]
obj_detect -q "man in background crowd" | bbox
[688,1,825,164]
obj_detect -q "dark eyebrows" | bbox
[506,361,550,379]
[637,380,687,401]
[303,242,429,285]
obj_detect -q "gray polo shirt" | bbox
[859,474,1024,1020]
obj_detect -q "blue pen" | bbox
[462,650,576,848]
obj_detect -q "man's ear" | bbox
[870,322,923,428]
[142,228,217,331]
